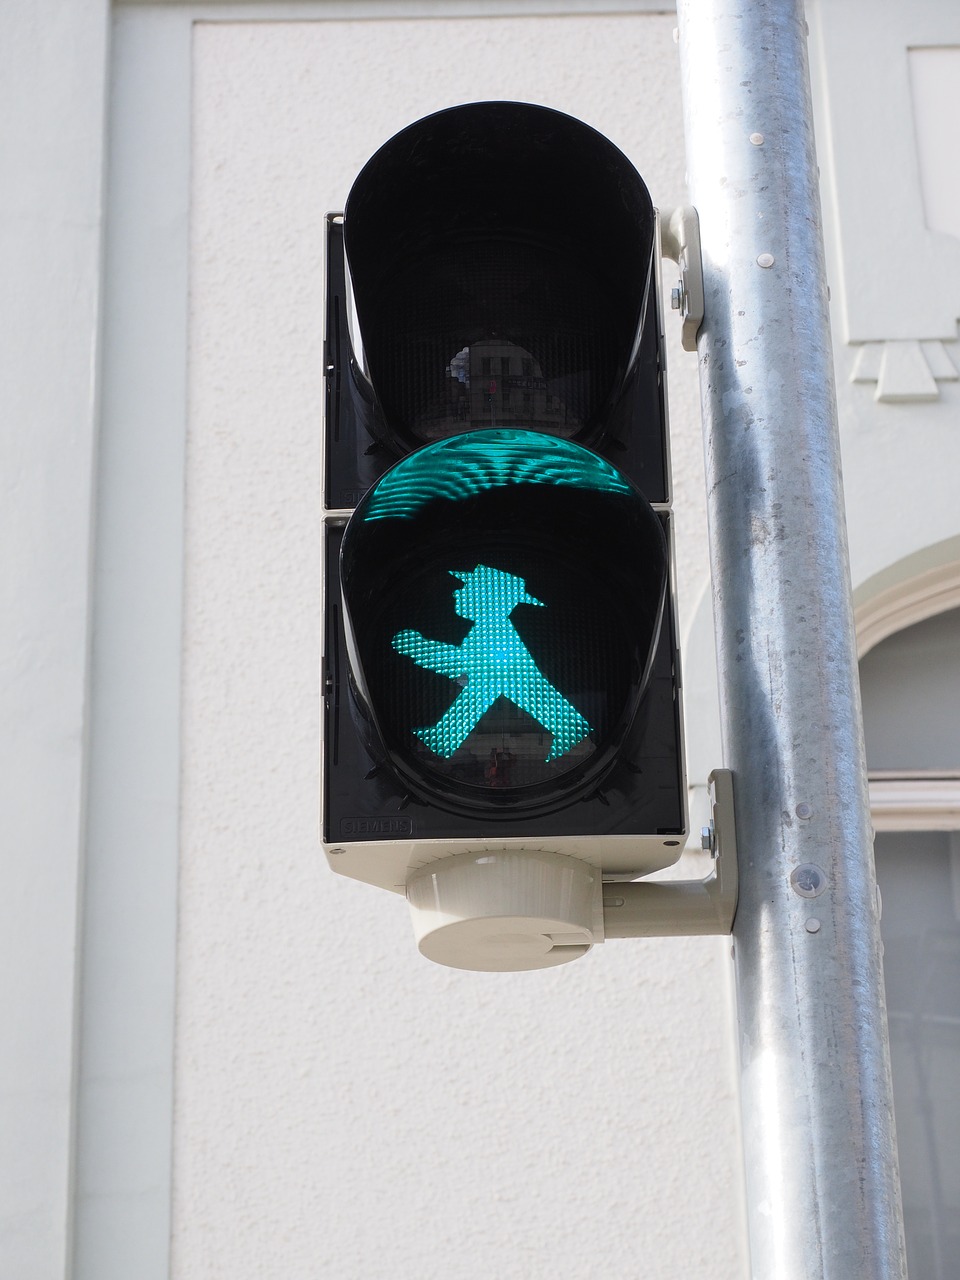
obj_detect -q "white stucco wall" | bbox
[16,2,960,1276]
[172,11,742,1279]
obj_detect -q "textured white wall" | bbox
[175,13,742,1280]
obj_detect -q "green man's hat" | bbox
[449,566,545,608]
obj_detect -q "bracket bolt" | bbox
[700,823,716,853]
[671,283,684,311]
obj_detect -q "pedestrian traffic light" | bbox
[322,102,687,968]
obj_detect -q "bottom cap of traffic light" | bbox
[322,428,687,902]
[405,770,736,972]
[407,849,603,972]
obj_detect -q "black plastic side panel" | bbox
[323,216,393,510]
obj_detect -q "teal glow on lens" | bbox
[361,429,632,523]
[340,425,668,804]
[391,564,593,762]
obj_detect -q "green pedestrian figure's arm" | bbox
[392,630,467,680]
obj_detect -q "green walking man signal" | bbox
[391,564,594,763]
[322,103,687,883]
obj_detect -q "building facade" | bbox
[4,1,960,1276]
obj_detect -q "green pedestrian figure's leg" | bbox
[517,677,592,761]
[414,687,491,759]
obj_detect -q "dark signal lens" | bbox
[340,430,667,811]
[344,102,655,453]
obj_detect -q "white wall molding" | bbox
[0,4,110,1277]
[850,337,959,403]
[118,0,676,13]
[71,7,196,1279]
[853,538,960,658]
[808,0,960,344]
[869,773,960,832]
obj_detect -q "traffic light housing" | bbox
[322,103,687,964]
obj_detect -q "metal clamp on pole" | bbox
[660,205,705,353]
[602,769,738,937]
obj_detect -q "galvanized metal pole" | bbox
[674,3,907,1276]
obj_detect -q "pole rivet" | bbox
[757,252,775,268]
[749,132,765,145]
[795,802,812,819]
[805,917,822,934]
[791,863,827,898]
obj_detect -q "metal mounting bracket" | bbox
[660,205,705,353]
[602,769,738,937]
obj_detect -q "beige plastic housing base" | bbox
[324,830,686,895]
[404,772,737,972]
[406,849,604,972]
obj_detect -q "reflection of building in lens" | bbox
[435,700,594,790]
[485,747,515,787]
[434,340,580,439]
